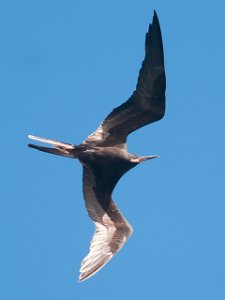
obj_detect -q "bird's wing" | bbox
[84,11,166,149]
[79,165,132,282]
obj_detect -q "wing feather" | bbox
[79,165,132,282]
[84,11,166,148]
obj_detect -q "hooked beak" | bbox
[139,155,159,162]
[130,155,159,163]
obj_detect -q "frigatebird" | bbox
[28,11,166,282]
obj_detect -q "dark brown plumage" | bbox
[28,11,166,282]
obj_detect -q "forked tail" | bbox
[28,134,76,158]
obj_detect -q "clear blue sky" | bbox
[1,1,224,299]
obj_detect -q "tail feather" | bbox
[28,134,74,149]
[28,134,76,158]
[28,143,74,158]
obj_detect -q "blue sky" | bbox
[1,0,225,299]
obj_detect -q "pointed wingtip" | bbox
[78,271,90,282]
[78,276,84,283]
[153,10,160,26]
[78,272,93,283]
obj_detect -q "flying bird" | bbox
[28,11,166,282]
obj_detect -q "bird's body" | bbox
[28,11,166,282]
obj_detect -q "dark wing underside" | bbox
[84,11,166,148]
[79,165,132,282]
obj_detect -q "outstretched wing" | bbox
[84,11,166,148]
[79,165,133,282]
